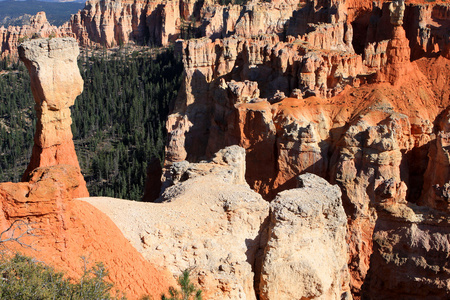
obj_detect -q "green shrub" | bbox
[17,35,29,44]
[0,253,124,300]
[161,270,202,300]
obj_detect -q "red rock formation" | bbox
[377,25,414,85]
[0,165,175,299]
[0,12,68,58]
[167,27,364,164]
[201,1,298,40]
[362,1,450,61]
[169,55,450,297]
[18,38,88,198]
[1,0,450,299]
[65,0,187,47]
[164,0,450,292]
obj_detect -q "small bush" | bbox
[0,253,124,300]
[17,35,29,44]
[161,270,202,300]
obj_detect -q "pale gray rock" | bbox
[260,173,351,300]
[85,146,269,300]
[161,145,248,196]
[18,38,82,111]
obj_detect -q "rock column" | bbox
[18,38,88,198]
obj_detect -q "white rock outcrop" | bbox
[259,173,351,300]
[85,149,352,300]
[85,146,270,299]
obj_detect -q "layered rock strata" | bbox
[18,37,88,198]
[361,1,450,62]
[2,0,449,60]
[66,0,300,48]
[376,0,416,85]
[66,0,180,47]
[0,165,175,299]
[163,1,450,297]
[0,12,66,58]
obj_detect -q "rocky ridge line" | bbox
[85,146,352,300]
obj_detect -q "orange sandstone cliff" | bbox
[0,12,70,58]
[163,0,450,298]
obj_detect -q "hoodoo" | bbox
[1,1,450,299]
[18,37,88,198]
[1,37,176,299]
[377,0,415,85]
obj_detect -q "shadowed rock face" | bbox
[362,200,450,299]
[18,37,88,198]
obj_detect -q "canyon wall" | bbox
[164,0,450,298]
[65,0,180,47]
[0,12,68,58]
[2,0,449,59]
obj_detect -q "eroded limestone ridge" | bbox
[86,146,352,300]
[18,37,88,198]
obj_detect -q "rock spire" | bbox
[18,37,88,198]
[378,0,413,85]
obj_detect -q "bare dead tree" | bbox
[0,219,42,250]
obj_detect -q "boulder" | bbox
[259,173,351,300]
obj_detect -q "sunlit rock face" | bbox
[260,173,351,300]
[18,37,88,198]
[162,0,450,297]
[0,12,66,58]
[0,164,176,299]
